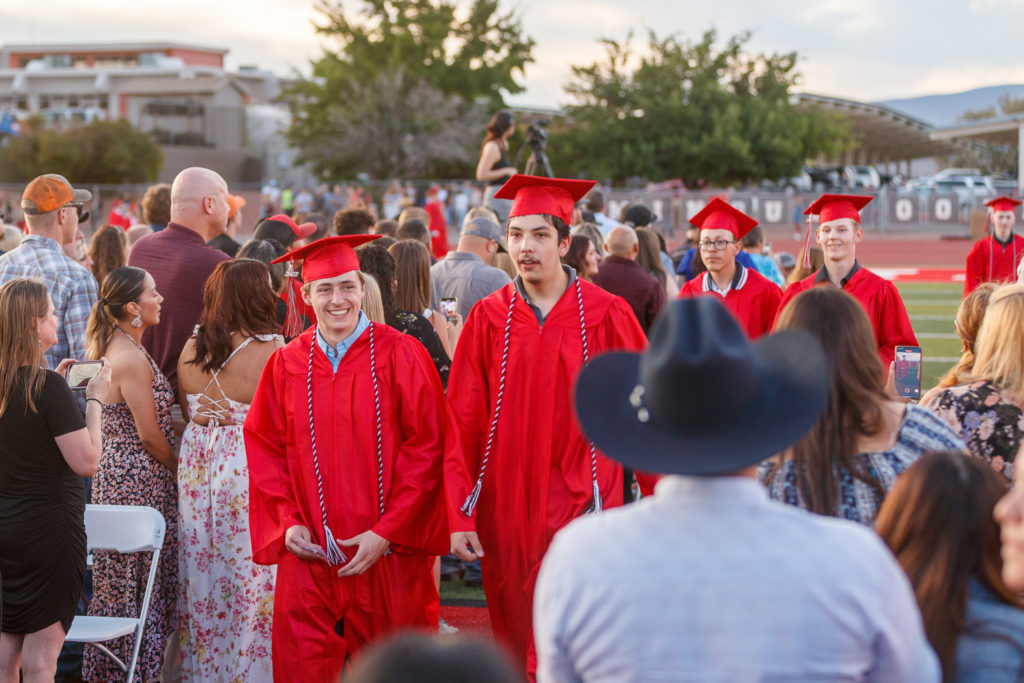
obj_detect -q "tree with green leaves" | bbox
[287,0,534,179]
[0,117,163,184]
[552,30,852,186]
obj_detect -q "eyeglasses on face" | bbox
[698,239,736,251]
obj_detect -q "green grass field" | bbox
[897,282,962,391]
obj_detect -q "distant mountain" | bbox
[877,84,1024,128]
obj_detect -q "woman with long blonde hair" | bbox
[924,283,1024,481]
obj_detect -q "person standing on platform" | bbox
[677,198,781,338]
[964,196,1024,296]
[445,174,648,677]
[776,193,917,369]
[245,235,448,682]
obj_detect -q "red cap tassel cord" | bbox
[283,264,306,339]
[802,214,813,269]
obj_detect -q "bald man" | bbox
[129,167,231,391]
[592,225,665,333]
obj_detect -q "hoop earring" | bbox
[131,313,143,328]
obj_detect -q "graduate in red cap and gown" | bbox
[243,234,448,682]
[445,174,649,676]
[964,196,1024,296]
[776,194,917,369]
[677,197,781,337]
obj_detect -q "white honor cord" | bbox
[306,324,386,566]
[461,282,603,517]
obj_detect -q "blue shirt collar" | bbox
[315,311,370,373]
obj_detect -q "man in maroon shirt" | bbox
[129,166,231,391]
[592,225,664,333]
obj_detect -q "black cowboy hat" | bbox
[574,297,828,475]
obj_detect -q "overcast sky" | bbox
[2,0,1023,108]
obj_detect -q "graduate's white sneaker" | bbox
[439,618,459,634]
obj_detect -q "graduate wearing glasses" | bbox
[677,197,782,338]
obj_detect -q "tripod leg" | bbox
[540,153,553,178]
[525,153,536,177]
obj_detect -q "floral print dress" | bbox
[178,335,277,682]
[922,379,1022,481]
[84,331,178,682]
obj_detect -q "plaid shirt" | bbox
[0,234,98,368]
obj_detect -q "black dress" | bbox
[0,369,87,634]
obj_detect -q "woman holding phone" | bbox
[761,286,964,525]
[82,266,177,682]
[0,279,110,682]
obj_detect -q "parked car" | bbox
[843,165,881,189]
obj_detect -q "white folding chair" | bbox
[65,504,166,683]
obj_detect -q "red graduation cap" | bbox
[803,194,873,225]
[689,197,758,239]
[985,196,1023,212]
[271,234,380,283]
[494,174,596,226]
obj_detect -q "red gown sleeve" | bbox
[773,279,806,330]
[876,280,918,370]
[760,281,783,337]
[964,240,986,297]
[444,303,492,534]
[370,336,448,555]
[244,349,304,565]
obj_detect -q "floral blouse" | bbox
[921,380,1022,481]
[392,309,450,388]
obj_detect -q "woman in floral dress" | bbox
[923,283,1024,482]
[176,259,282,681]
[83,267,177,681]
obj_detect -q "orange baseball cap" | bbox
[21,174,92,215]
[227,194,246,219]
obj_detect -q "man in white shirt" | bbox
[534,297,940,683]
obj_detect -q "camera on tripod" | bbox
[525,119,550,152]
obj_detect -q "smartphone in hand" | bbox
[894,346,923,400]
[440,297,459,325]
[65,360,104,392]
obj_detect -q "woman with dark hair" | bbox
[877,451,1024,682]
[761,286,964,525]
[476,110,517,223]
[176,258,282,681]
[563,234,599,282]
[636,227,678,299]
[83,266,177,682]
[88,224,128,286]
[236,238,310,341]
[345,634,520,683]
[0,280,109,683]
[390,239,460,358]
[357,243,451,387]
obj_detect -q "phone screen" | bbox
[66,361,103,390]
[894,346,923,400]
[440,297,458,324]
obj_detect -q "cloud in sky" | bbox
[1,0,1022,107]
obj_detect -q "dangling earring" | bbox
[131,312,143,328]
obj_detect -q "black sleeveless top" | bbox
[488,141,513,186]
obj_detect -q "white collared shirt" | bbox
[534,475,939,682]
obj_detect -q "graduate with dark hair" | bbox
[677,198,781,338]
[964,196,1024,296]
[445,174,648,677]
[244,234,448,682]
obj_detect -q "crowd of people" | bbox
[2,157,1024,683]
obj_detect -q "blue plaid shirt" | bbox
[0,235,98,368]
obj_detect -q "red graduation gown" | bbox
[964,234,1024,297]
[677,265,781,338]
[776,266,917,369]
[245,325,448,681]
[445,280,647,672]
